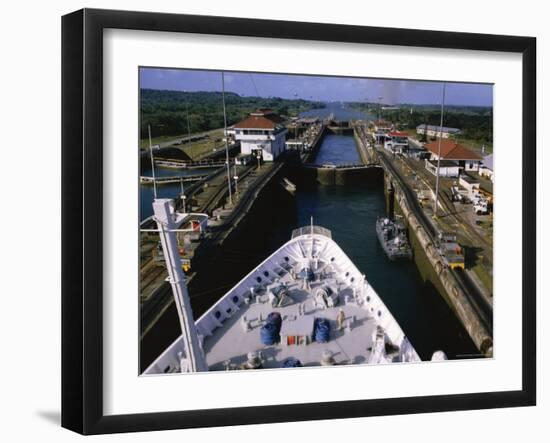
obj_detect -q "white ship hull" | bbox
[145,225,420,375]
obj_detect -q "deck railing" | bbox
[291,225,332,239]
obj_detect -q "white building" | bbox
[416,124,461,139]
[479,154,494,182]
[425,159,460,177]
[372,120,393,144]
[459,174,481,199]
[233,109,288,161]
[384,131,409,154]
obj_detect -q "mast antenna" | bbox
[148,124,158,199]
[310,215,314,259]
[221,72,233,206]
[153,199,208,372]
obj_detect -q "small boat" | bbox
[280,177,297,193]
[375,217,412,261]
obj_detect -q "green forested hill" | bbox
[140,89,324,139]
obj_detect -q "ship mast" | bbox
[221,72,233,206]
[148,124,158,199]
[153,199,208,372]
[310,215,315,260]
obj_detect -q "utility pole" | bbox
[434,83,446,218]
[148,124,158,199]
[221,72,233,206]
[376,96,383,145]
[185,92,192,159]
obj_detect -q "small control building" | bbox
[233,109,288,161]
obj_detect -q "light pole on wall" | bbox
[434,82,447,219]
[221,71,233,206]
[256,150,262,170]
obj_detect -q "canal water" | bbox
[271,133,479,360]
[300,102,375,121]
[139,165,217,221]
[313,133,360,165]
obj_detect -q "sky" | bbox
[139,68,493,106]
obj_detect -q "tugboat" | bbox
[375,217,413,261]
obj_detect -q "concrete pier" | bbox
[353,123,376,164]
[377,148,493,356]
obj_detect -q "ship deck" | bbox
[144,226,419,375]
[202,277,379,370]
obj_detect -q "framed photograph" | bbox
[62,8,536,435]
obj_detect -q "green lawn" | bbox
[139,129,226,161]
[180,130,225,160]
[403,128,419,138]
[139,133,187,150]
[138,128,224,151]
[452,136,493,156]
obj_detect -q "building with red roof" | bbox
[424,140,483,173]
[233,110,288,161]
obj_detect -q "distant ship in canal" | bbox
[375,217,413,261]
[144,199,431,375]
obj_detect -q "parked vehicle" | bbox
[451,186,469,203]
[472,192,490,215]
[473,198,489,215]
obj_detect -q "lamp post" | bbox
[221,71,233,206]
[433,83,447,219]
[234,175,239,197]
[184,91,192,159]
[179,179,186,212]
[148,124,158,199]
[256,150,262,170]
[376,96,383,145]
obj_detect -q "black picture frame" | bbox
[61,8,536,435]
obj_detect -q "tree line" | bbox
[350,103,493,144]
[140,89,324,139]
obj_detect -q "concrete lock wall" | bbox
[302,166,382,186]
[385,177,493,356]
